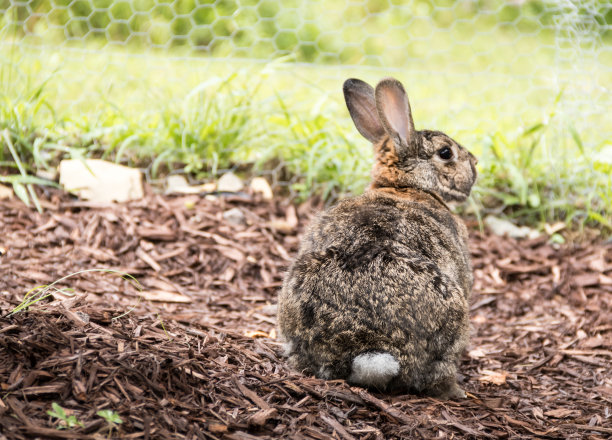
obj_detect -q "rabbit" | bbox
[277,77,478,399]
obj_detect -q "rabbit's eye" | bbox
[438,147,452,160]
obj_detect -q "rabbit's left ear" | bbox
[375,78,418,156]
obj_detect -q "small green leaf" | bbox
[587,211,612,229]
[569,126,586,157]
[66,415,84,428]
[97,409,123,424]
[12,182,30,206]
[522,123,545,137]
[549,233,565,244]
[48,402,67,419]
[528,193,540,208]
[47,402,83,429]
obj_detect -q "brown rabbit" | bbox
[278,77,478,399]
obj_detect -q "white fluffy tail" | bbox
[348,352,400,389]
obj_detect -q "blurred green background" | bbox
[0,0,611,232]
[3,0,611,61]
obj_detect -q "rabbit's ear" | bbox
[375,78,418,156]
[343,78,386,143]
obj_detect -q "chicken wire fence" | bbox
[0,0,610,194]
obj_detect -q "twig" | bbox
[561,424,612,434]
[441,409,495,438]
[319,411,357,440]
[354,388,415,425]
[233,376,271,410]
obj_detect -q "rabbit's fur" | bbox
[278,78,477,399]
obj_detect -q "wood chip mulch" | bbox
[0,189,611,439]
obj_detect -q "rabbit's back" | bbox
[296,190,472,293]
[279,190,471,392]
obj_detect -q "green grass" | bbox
[0,39,610,233]
[473,125,612,230]
[0,60,63,211]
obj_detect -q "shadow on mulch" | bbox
[0,188,611,439]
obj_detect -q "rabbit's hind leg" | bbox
[428,375,466,400]
[423,361,466,400]
[348,352,400,390]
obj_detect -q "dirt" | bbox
[0,188,611,439]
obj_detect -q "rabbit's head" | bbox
[344,77,478,202]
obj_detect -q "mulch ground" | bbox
[0,187,611,439]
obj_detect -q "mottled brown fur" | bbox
[278,78,477,399]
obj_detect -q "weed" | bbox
[10,269,143,316]
[150,72,266,178]
[0,58,60,211]
[97,409,123,438]
[157,313,173,340]
[471,119,611,231]
[47,403,84,430]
